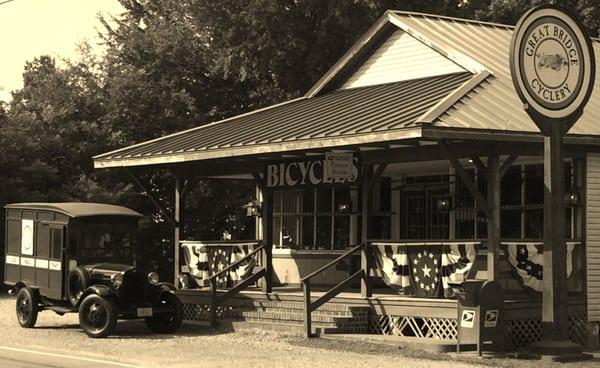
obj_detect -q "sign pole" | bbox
[509,5,595,359]
[542,122,569,341]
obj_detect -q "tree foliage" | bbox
[2,0,600,280]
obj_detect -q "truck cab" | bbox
[4,202,183,338]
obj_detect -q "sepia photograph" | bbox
[1,1,600,367]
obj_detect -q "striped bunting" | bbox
[501,242,579,293]
[373,242,479,298]
[180,242,257,289]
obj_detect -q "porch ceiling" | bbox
[93,72,471,169]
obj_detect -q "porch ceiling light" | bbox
[565,191,579,206]
[337,201,352,213]
[436,197,452,211]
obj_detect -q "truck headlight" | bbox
[147,272,159,285]
[111,273,123,288]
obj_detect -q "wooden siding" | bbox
[586,153,600,321]
[341,29,466,90]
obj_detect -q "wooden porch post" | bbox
[174,177,182,285]
[487,155,500,281]
[261,186,273,293]
[361,164,373,298]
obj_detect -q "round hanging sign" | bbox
[510,5,595,128]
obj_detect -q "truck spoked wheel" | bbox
[145,293,183,333]
[16,287,40,328]
[79,294,117,338]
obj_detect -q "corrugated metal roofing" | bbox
[6,203,143,218]
[390,11,600,134]
[95,10,600,169]
[94,72,471,167]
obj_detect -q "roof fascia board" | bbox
[305,12,395,98]
[388,13,490,75]
[416,70,492,124]
[94,127,423,169]
[92,97,306,160]
[391,10,515,30]
[422,126,600,145]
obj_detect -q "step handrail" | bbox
[300,244,362,282]
[207,244,265,330]
[301,243,365,337]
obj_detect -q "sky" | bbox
[0,0,125,102]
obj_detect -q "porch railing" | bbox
[207,245,266,330]
[300,243,365,337]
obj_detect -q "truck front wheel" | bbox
[145,293,183,333]
[16,287,40,328]
[78,294,117,338]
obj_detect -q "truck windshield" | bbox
[80,223,132,260]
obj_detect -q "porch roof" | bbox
[94,10,600,170]
[93,72,471,168]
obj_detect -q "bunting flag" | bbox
[373,242,479,298]
[409,247,443,298]
[208,247,232,288]
[229,244,255,283]
[372,243,411,294]
[441,243,479,298]
[180,242,258,289]
[180,243,209,288]
[501,242,579,292]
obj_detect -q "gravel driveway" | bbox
[0,294,596,368]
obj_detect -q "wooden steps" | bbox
[182,298,370,334]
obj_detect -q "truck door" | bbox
[47,225,64,299]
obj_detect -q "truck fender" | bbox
[82,285,115,299]
[156,282,176,294]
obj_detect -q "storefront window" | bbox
[455,161,578,240]
[400,175,450,240]
[273,187,356,250]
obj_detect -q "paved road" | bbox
[0,346,143,368]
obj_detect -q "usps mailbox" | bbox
[453,280,504,356]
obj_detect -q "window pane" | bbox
[334,216,350,249]
[455,170,475,208]
[281,215,297,247]
[525,165,544,205]
[51,228,62,259]
[501,209,521,238]
[317,188,332,213]
[455,208,475,239]
[316,216,331,248]
[302,216,314,249]
[524,209,543,239]
[302,189,314,213]
[501,166,521,206]
[380,177,391,212]
[370,215,391,240]
[335,188,351,213]
[272,216,282,246]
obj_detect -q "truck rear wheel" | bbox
[16,287,40,328]
[145,293,183,333]
[78,294,117,338]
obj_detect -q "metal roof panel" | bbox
[94,72,472,167]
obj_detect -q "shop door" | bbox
[402,190,426,239]
[426,189,450,239]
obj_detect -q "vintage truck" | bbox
[3,202,183,338]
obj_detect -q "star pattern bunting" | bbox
[502,242,579,292]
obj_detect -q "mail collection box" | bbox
[452,280,504,355]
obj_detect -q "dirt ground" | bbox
[0,294,598,368]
